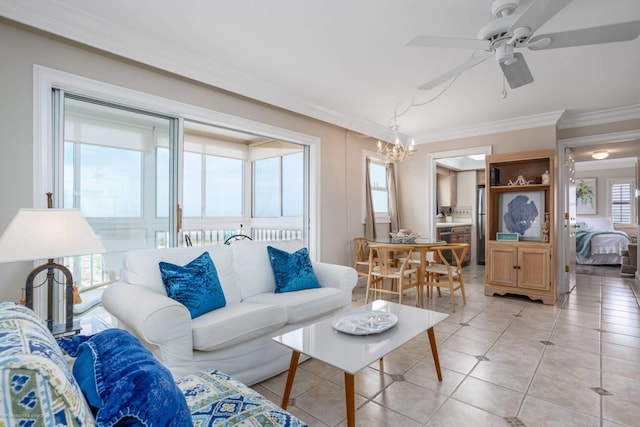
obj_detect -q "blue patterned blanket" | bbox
[177,370,307,427]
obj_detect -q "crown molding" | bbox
[415,110,565,144]
[557,104,640,129]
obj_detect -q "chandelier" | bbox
[377,121,416,163]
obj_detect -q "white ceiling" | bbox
[2,0,640,144]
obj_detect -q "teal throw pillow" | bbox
[159,252,226,318]
[267,246,321,293]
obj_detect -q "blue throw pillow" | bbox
[69,329,191,427]
[159,252,226,318]
[267,246,321,293]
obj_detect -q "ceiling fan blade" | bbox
[510,0,572,36]
[500,53,534,89]
[527,20,640,50]
[419,54,490,90]
[406,35,488,51]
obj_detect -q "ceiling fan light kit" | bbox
[408,0,640,93]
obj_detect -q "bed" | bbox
[576,216,632,265]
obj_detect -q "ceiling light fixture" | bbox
[377,115,416,163]
[592,151,609,160]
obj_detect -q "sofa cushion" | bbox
[232,239,305,300]
[159,252,226,318]
[123,244,242,303]
[244,287,345,324]
[66,329,191,426]
[177,369,307,427]
[267,246,321,293]
[191,302,287,351]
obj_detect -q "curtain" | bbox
[388,162,401,232]
[364,158,377,240]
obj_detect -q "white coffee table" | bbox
[272,300,449,427]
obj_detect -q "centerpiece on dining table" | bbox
[389,229,421,243]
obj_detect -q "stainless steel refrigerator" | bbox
[477,185,486,265]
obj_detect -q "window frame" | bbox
[607,178,636,225]
[252,151,304,219]
[362,151,391,224]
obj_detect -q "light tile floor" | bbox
[251,265,640,427]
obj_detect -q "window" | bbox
[254,157,281,217]
[181,151,244,218]
[369,160,389,215]
[205,156,243,217]
[609,179,635,224]
[253,151,304,218]
[60,94,174,289]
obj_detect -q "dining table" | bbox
[366,237,446,307]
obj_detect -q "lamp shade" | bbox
[0,209,106,263]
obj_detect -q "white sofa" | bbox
[102,239,357,385]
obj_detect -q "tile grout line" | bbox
[599,275,604,427]
[423,298,530,425]
[511,300,564,423]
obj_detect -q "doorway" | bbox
[557,130,640,293]
[427,145,492,264]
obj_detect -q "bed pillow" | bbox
[267,246,320,293]
[159,251,226,318]
[68,329,191,426]
[581,216,614,232]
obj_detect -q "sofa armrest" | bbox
[312,262,357,295]
[102,282,194,365]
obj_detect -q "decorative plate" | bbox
[331,311,398,335]
[389,232,421,243]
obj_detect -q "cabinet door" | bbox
[462,227,471,263]
[487,244,517,285]
[517,247,550,290]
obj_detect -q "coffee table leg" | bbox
[427,327,443,381]
[281,351,301,409]
[344,372,355,427]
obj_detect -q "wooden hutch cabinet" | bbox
[484,150,556,305]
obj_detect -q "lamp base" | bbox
[25,260,76,336]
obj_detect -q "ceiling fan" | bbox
[408,0,640,90]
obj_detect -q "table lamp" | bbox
[0,204,106,336]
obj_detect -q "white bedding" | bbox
[576,233,630,265]
[576,216,631,265]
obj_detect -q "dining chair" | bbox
[365,244,421,307]
[353,237,370,279]
[424,243,469,312]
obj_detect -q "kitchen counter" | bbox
[435,223,472,265]
[435,221,472,228]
